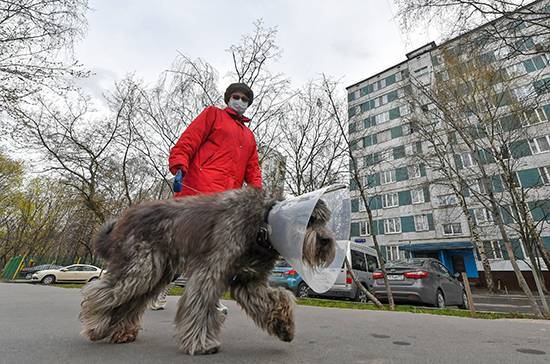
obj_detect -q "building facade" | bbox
[346,0,550,289]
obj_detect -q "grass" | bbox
[47,283,537,320]
[52,283,86,289]
[296,297,534,320]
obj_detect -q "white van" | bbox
[311,242,379,302]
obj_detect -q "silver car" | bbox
[311,243,379,303]
[372,258,468,309]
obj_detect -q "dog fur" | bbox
[79,187,335,355]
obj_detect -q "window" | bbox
[387,245,401,261]
[377,129,391,143]
[351,250,367,271]
[439,194,457,206]
[408,165,421,179]
[411,188,425,204]
[359,221,370,236]
[405,144,421,156]
[384,218,402,234]
[460,152,475,168]
[470,179,488,195]
[376,111,390,124]
[431,262,451,277]
[505,63,526,78]
[513,85,533,99]
[414,65,428,75]
[484,240,504,259]
[540,166,550,185]
[443,223,462,235]
[473,207,494,224]
[366,255,378,272]
[414,215,429,231]
[359,199,366,212]
[382,193,399,208]
[395,72,402,82]
[381,170,396,184]
[523,108,549,126]
[529,135,550,154]
[499,144,511,160]
[495,46,511,60]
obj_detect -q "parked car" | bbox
[31,264,104,285]
[311,242,379,303]
[372,258,468,309]
[18,264,62,280]
[269,260,309,298]
[173,274,187,287]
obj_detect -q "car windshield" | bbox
[274,260,291,268]
[385,259,427,268]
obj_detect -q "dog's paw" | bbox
[272,318,294,342]
[110,328,138,344]
[194,345,220,355]
[180,341,221,356]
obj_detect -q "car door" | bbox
[332,250,350,289]
[365,254,379,290]
[351,249,368,287]
[58,265,80,282]
[78,266,98,281]
[433,262,460,304]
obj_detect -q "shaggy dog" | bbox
[79,187,336,355]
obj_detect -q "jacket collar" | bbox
[224,107,250,123]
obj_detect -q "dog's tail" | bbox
[94,219,117,260]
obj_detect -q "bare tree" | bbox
[228,20,292,166]
[0,0,89,115]
[395,0,549,57]
[12,90,127,223]
[279,80,348,196]
[321,74,395,310]
[407,38,549,316]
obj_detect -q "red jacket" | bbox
[168,106,262,197]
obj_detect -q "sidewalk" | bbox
[470,288,550,314]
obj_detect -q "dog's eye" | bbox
[320,237,332,246]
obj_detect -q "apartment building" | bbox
[346,0,550,289]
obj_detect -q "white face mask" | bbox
[228,98,248,115]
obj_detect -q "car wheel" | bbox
[88,277,99,282]
[459,291,469,310]
[355,285,369,303]
[41,275,55,285]
[296,282,309,298]
[435,289,445,309]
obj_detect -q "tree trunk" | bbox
[457,193,497,293]
[523,240,550,315]
[361,189,396,310]
[483,189,543,317]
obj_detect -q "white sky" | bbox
[76,0,441,96]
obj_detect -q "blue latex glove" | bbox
[173,169,183,193]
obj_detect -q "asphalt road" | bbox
[1,283,549,364]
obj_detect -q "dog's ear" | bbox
[308,199,331,227]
